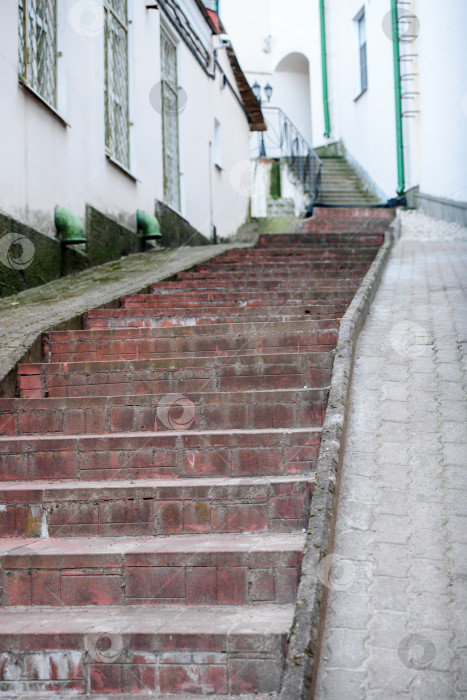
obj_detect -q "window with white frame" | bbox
[104,0,130,168]
[18,0,58,108]
[356,8,368,94]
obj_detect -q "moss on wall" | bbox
[85,206,142,266]
[155,201,210,248]
[0,212,88,298]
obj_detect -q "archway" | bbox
[273,52,312,145]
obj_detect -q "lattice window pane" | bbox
[18,0,57,107]
[104,1,129,167]
[161,28,181,211]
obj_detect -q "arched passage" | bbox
[273,52,312,145]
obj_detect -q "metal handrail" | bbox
[259,106,322,202]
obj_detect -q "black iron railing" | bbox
[257,106,322,203]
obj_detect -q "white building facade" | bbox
[221,0,467,223]
[0,0,263,240]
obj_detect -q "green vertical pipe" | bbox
[391,0,405,195]
[319,0,331,138]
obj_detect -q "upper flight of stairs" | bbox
[317,156,381,206]
[0,207,394,697]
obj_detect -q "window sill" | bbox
[105,153,139,182]
[18,79,69,127]
[354,87,368,102]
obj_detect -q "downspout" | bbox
[391,0,405,195]
[319,0,331,138]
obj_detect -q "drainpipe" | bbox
[391,0,405,195]
[319,0,331,138]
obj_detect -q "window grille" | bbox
[357,10,368,93]
[161,27,181,211]
[18,0,57,108]
[104,0,130,167]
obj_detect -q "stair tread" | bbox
[0,531,306,562]
[0,603,294,636]
[0,426,322,443]
[0,473,315,491]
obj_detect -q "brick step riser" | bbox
[82,304,353,323]
[130,285,360,302]
[0,389,327,437]
[0,430,321,482]
[0,479,313,538]
[312,207,394,218]
[119,290,357,306]
[195,263,374,272]
[255,232,384,242]
[152,276,367,289]
[17,353,333,399]
[44,329,338,364]
[83,313,343,330]
[0,633,288,695]
[2,551,302,607]
[204,253,378,262]
[50,319,340,340]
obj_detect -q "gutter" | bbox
[319,0,331,138]
[391,0,405,195]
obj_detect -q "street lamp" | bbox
[252,81,273,157]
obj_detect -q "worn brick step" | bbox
[151,275,367,290]
[119,289,357,307]
[178,265,371,278]
[312,206,395,218]
[0,427,321,482]
[0,388,327,437]
[83,305,348,329]
[0,604,292,695]
[129,285,360,305]
[199,252,379,265]
[18,351,333,399]
[195,261,375,272]
[50,318,339,341]
[84,301,353,319]
[0,531,305,607]
[255,232,385,244]
[210,245,381,257]
[0,475,313,537]
[44,328,339,363]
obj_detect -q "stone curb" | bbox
[279,235,394,700]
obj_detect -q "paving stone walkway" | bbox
[0,243,249,388]
[315,237,467,698]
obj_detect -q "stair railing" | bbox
[256,106,322,203]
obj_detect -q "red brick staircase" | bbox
[0,208,392,697]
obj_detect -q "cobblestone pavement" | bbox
[0,242,249,386]
[315,237,467,698]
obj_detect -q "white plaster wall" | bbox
[325,0,397,198]
[220,0,325,148]
[415,0,467,202]
[323,0,467,203]
[0,0,251,239]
